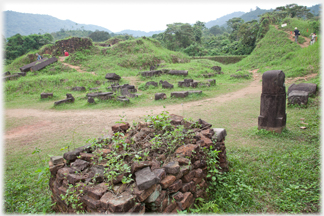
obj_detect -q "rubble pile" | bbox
[49,113,228,213]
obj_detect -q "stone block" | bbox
[41,93,53,99]
[174,144,199,158]
[51,156,64,165]
[146,81,158,87]
[153,168,166,181]
[111,122,130,133]
[188,90,202,95]
[288,83,317,96]
[212,128,227,142]
[155,93,167,100]
[133,184,157,202]
[171,91,188,98]
[177,192,194,210]
[85,182,109,200]
[162,81,174,89]
[100,191,135,212]
[163,161,180,175]
[131,161,152,174]
[135,167,160,190]
[145,184,162,203]
[105,73,121,80]
[70,159,90,172]
[160,175,177,189]
[208,79,216,85]
[182,170,196,183]
[31,57,58,72]
[168,179,182,193]
[168,70,188,76]
[288,90,309,105]
[71,86,86,91]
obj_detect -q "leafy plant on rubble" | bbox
[60,183,85,213]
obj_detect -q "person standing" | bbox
[64,50,69,56]
[36,53,42,60]
[310,33,317,45]
[294,27,300,43]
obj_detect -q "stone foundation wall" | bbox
[49,114,228,213]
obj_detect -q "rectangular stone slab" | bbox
[19,58,48,72]
[31,57,58,72]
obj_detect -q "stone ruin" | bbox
[287,83,318,106]
[53,37,93,56]
[105,73,121,84]
[54,94,75,106]
[140,70,188,78]
[48,114,228,213]
[258,70,286,133]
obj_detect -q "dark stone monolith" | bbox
[258,70,286,133]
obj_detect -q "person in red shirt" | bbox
[64,50,69,56]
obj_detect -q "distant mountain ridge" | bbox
[4,11,112,38]
[205,11,245,28]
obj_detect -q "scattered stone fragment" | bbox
[162,81,174,89]
[41,93,53,99]
[188,90,202,95]
[288,90,309,105]
[167,70,188,76]
[171,91,188,98]
[155,93,167,100]
[71,86,86,91]
[105,73,121,80]
[288,83,317,96]
[88,97,95,103]
[54,94,75,106]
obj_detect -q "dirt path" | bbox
[58,56,97,75]
[5,69,262,141]
[273,25,311,48]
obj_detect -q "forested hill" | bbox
[3,11,112,38]
[205,11,245,28]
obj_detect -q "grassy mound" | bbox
[236,25,320,80]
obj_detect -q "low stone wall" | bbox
[49,114,228,213]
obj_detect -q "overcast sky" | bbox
[1,0,321,32]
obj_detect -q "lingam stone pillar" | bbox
[258,70,286,133]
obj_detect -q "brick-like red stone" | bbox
[49,162,64,177]
[153,168,166,181]
[151,159,161,170]
[131,161,152,174]
[85,182,109,200]
[133,184,157,202]
[81,195,101,209]
[172,191,184,201]
[182,170,196,183]
[160,175,176,189]
[79,153,96,162]
[111,122,130,133]
[177,192,194,210]
[168,179,182,193]
[193,177,203,184]
[175,157,190,165]
[200,129,214,139]
[174,144,199,157]
[163,200,177,213]
[180,165,191,176]
[109,191,135,212]
[194,168,203,178]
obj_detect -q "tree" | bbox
[227,18,244,41]
[274,4,310,18]
[88,30,110,42]
[163,23,195,50]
